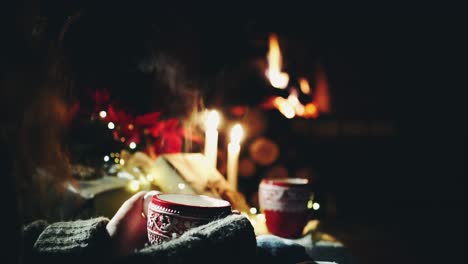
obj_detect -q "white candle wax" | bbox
[227,124,243,191]
[227,142,240,190]
[204,129,218,168]
[204,110,220,168]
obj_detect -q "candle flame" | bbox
[266,33,289,89]
[230,124,244,144]
[205,110,220,131]
[299,78,311,94]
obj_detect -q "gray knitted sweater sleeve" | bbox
[25,214,256,264]
[136,214,257,264]
[32,217,112,256]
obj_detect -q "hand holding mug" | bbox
[106,191,160,256]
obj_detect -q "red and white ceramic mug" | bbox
[259,178,311,238]
[146,193,232,245]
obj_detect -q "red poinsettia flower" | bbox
[125,132,142,145]
[148,118,185,154]
[134,112,161,128]
[149,118,185,137]
[154,133,183,154]
[105,105,141,144]
[87,89,196,154]
[106,105,133,124]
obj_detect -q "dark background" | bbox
[6,1,465,263]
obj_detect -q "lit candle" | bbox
[204,110,220,168]
[227,124,244,190]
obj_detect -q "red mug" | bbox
[259,178,311,238]
[147,193,232,245]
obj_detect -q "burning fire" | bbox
[287,89,304,116]
[272,89,315,119]
[265,34,289,89]
[299,78,311,94]
[273,96,295,119]
[314,65,331,113]
[303,103,318,118]
[262,33,329,119]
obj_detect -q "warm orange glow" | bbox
[266,34,289,89]
[230,105,247,117]
[299,78,311,94]
[267,34,281,73]
[268,72,289,89]
[273,97,295,119]
[128,124,134,130]
[287,89,304,116]
[314,65,331,113]
[303,103,318,118]
[273,96,284,106]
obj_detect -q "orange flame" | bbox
[266,34,289,89]
[287,89,304,116]
[303,103,318,118]
[298,78,311,94]
[273,97,295,119]
[272,89,310,119]
[314,65,331,113]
